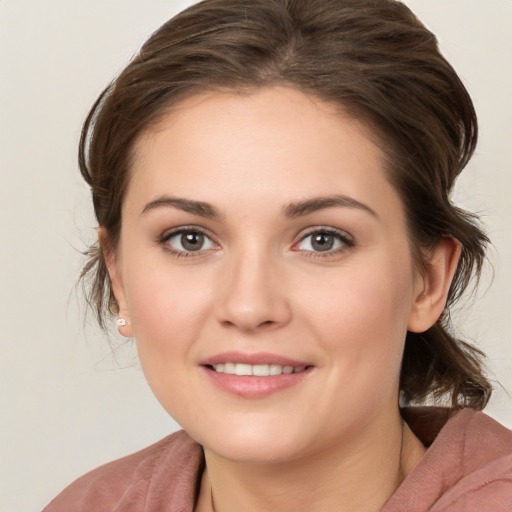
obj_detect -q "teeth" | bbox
[270,364,283,376]
[235,363,252,376]
[212,363,307,376]
[252,364,270,376]
[224,362,236,374]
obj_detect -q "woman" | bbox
[45,0,512,510]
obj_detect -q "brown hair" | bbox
[79,0,492,408]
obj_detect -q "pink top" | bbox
[44,408,512,511]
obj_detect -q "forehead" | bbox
[126,87,402,223]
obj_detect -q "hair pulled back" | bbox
[79,0,491,409]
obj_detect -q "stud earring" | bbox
[117,318,128,327]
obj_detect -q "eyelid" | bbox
[160,224,211,239]
[292,226,355,255]
[159,225,220,256]
[157,224,354,258]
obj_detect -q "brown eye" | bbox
[311,233,335,251]
[164,229,215,253]
[181,232,205,251]
[296,229,353,254]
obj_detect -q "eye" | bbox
[295,229,353,254]
[162,228,216,255]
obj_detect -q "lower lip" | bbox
[201,366,312,398]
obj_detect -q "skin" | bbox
[103,87,460,512]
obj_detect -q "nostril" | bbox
[220,318,276,332]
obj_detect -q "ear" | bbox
[98,227,133,338]
[408,237,461,333]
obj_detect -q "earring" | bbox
[117,318,128,327]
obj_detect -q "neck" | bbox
[196,411,426,512]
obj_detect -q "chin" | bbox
[183,414,316,464]
[206,435,310,464]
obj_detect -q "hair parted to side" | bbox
[79,0,492,409]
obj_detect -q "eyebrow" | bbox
[281,194,378,219]
[141,196,222,219]
[140,193,377,220]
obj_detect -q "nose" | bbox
[215,249,292,333]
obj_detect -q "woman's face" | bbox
[110,87,428,463]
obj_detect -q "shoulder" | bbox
[43,430,203,512]
[385,408,512,512]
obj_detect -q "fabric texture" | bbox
[44,408,512,512]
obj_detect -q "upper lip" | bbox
[199,351,311,367]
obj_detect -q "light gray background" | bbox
[0,1,510,510]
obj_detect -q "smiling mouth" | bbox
[202,357,313,397]
[208,363,309,376]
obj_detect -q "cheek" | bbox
[123,266,216,418]
[300,258,414,380]
[123,264,213,361]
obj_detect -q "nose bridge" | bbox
[216,240,291,332]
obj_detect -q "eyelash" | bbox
[293,227,355,258]
[159,226,218,258]
[158,226,355,259]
